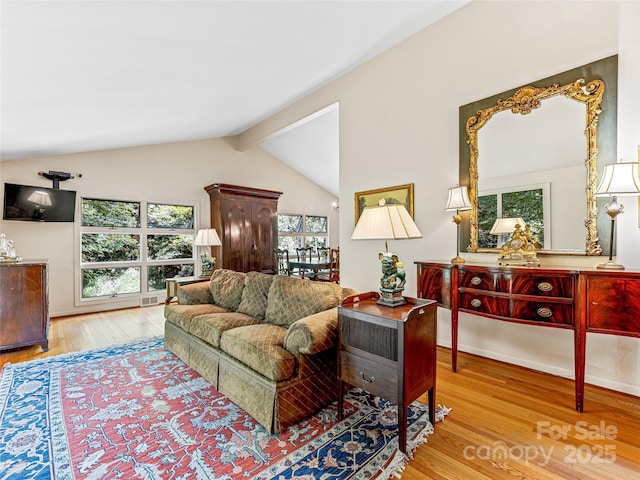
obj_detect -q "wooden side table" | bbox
[0,259,49,352]
[165,276,210,304]
[337,291,437,454]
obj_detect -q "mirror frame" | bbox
[459,55,618,256]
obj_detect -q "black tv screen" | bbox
[3,183,77,222]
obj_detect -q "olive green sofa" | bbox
[164,268,356,433]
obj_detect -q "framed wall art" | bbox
[354,183,414,224]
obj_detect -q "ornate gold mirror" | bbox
[459,56,618,256]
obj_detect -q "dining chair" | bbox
[274,248,290,276]
[315,247,339,283]
[292,246,314,278]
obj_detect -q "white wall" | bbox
[0,138,338,316]
[238,1,640,397]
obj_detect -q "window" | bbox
[80,198,195,302]
[478,184,549,249]
[277,214,328,254]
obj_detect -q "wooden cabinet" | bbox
[337,291,437,453]
[416,261,640,412]
[205,183,282,273]
[582,271,640,336]
[0,260,49,351]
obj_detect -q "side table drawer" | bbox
[339,351,397,403]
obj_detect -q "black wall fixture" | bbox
[38,170,74,189]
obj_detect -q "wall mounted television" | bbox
[3,183,77,222]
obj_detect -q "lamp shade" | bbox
[595,162,640,196]
[444,186,472,211]
[27,190,52,206]
[351,200,422,240]
[490,217,526,235]
[194,228,222,246]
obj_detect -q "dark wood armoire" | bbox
[205,183,282,273]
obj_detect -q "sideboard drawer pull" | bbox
[470,298,482,308]
[537,307,553,318]
[537,282,554,292]
[471,276,482,286]
[360,372,375,384]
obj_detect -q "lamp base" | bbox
[596,260,625,271]
[451,255,465,264]
[377,287,407,307]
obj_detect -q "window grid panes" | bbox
[478,188,544,249]
[80,198,195,300]
[278,214,329,254]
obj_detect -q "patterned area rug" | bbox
[0,338,449,479]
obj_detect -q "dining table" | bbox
[288,257,330,279]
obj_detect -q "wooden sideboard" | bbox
[416,261,640,412]
[0,259,49,352]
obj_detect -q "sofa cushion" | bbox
[237,271,275,320]
[264,275,343,328]
[164,304,229,332]
[177,282,213,305]
[209,269,246,311]
[219,324,295,382]
[190,312,263,348]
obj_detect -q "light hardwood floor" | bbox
[2,306,639,479]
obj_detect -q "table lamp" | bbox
[490,217,526,244]
[444,186,471,264]
[594,160,640,270]
[351,199,422,306]
[194,228,222,276]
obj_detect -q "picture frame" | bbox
[354,183,414,224]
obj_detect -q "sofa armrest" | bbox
[177,282,213,305]
[284,307,338,356]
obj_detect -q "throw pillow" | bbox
[237,271,275,320]
[209,269,246,311]
[264,275,342,328]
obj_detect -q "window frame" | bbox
[478,182,551,249]
[277,212,329,254]
[76,196,198,307]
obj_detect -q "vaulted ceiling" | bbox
[1,1,468,195]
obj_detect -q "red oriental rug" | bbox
[0,337,449,479]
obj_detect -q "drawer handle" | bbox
[471,276,482,286]
[360,372,375,383]
[537,282,554,292]
[470,298,482,308]
[537,307,553,318]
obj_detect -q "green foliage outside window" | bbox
[305,216,327,233]
[478,195,498,249]
[81,233,140,262]
[148,264,194,291]
[82,199,140,227]
[82,267,140,298]
[277,235,303,253]
[305,236,328,249]
[478,188,544,249]
[147,235,193,260]
[278,214,303,233]
[81,198,196,299]
[502,190,544,246]
[147,204,194,229]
